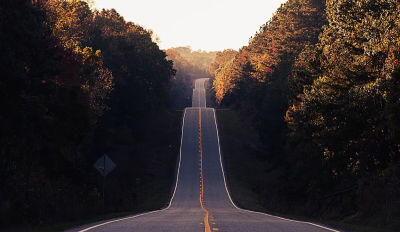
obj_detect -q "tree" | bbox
[0,1,177,227]
[209,49,238,76]
[286,0,400,221]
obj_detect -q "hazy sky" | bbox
[94,0,287,51]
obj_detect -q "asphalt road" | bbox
[67,78,339,232]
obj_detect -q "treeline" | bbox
[1,0,180,228]
[211,0,399,227]
[168,46,217,77]
[209,49,238,102]
[166,47,217,108]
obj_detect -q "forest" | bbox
[1,0,182,229]
[2,0,399,230]
[211,0,399,229]
[167,46,216,108]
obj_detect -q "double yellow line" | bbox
[198,88,212,232]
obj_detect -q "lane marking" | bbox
[75,79,208,231]
[212,108,341,232]
[199,84,212,232]
[75,109,188,232]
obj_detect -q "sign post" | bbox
[94,154,116,210]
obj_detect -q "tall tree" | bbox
[0,0,176,227]
[286,1,400,220]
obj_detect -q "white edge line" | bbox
[203,79,207,108]
[168,108,187,206]
[192,89,195,107]
[203,88,206,108]
[212,108,341,232]
[194,78,207,108]
[75,109,188,232]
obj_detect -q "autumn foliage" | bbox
[166,47,217,108]
[211,0,399,228]
[1,0,177,228]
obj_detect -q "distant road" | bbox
[66,78,339,232]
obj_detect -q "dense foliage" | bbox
[168,46,217,77]
[0,0,179,228]
[211,0,399,227]
[166,47,217,108]
[210,49,238,102]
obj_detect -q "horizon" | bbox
[94,0,288,51]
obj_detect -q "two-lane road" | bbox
[67,78,339,232]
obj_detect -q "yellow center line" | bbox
[198,84,212,232]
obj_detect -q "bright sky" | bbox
[94,0,287,51]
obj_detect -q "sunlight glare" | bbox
[94,0,288,51]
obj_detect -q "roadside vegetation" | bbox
[166,46,217,109]
[210,0,399,231]
[216,109,393,232]
[3,0,399,231]
[1,0,182,230]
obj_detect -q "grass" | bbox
[13,111,184,232]
[9,86,391,232]
[215,110,265,211]
[0,209,153,232]
[34,210,148,232]
[215,109,394,232]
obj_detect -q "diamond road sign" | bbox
[94,154,116,177]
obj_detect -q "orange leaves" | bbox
[43,0,92,49]
[211,0,326,105]
[237,54,247,65]
[212,58,240,104]
[209,49,238,75]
